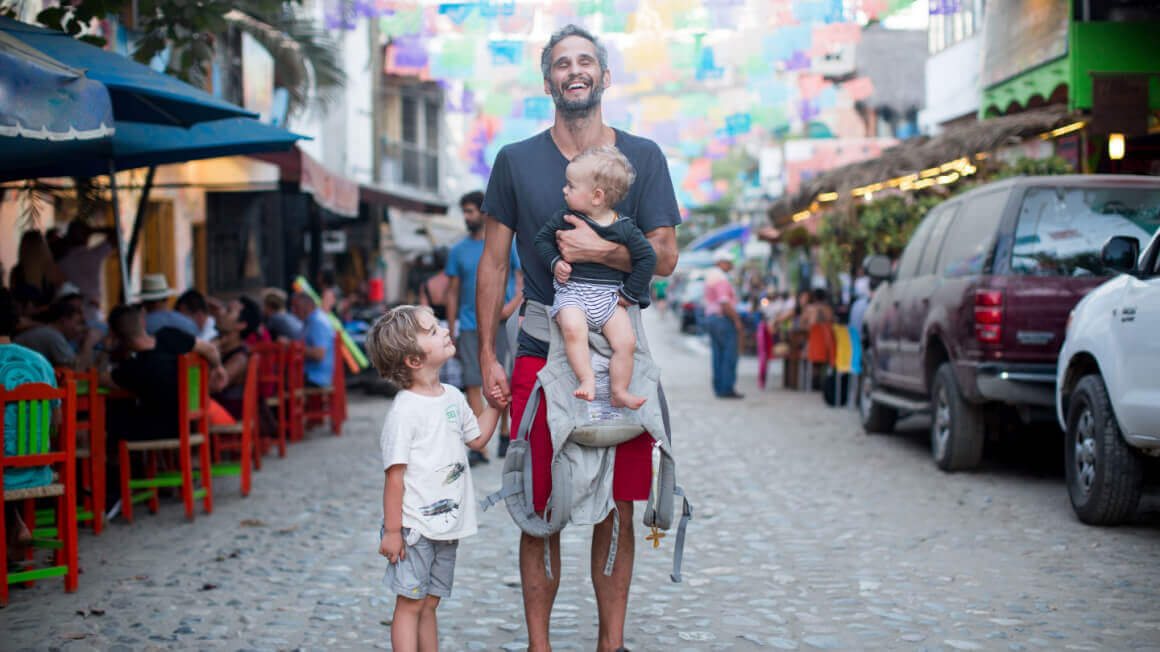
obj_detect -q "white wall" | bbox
[919,34,981,133]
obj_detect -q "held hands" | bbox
[481,358,511,409]
[379,530,405,564]
[554,260,572,284]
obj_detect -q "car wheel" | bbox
[858,345,897,434]
[1065,374,1144,526]
[929,363,985,471]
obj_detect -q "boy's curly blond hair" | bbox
[366,305,433,389]
[572,145,636,207]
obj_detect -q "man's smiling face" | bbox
[544,35,609,118]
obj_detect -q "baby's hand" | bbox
[554,260,572,284]
[617,296,631,307]
[379,530,405,564]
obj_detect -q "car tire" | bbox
[1064,374,1144,526]
[930,363,985,471]
[858,345,897,434]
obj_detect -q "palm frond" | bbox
[224,8,345,113]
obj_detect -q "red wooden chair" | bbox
[285,342,306,443]
[209,355,260,497]
[52,367,105,535]
[117,353,213,522]
[250,341,287,458]
[0,379,78,606]
[299,334,346,437]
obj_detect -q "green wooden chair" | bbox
[1,379,78,606]
[118,352,213,522]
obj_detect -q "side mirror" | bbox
[1101,236,1139,273]
[865,254,894,282]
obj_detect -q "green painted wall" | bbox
[1069,21,1160,112]
[980,19,1160,117]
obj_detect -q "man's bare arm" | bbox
[476,216,514,371]
[556,215,679,277]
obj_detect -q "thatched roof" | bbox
[767,107,1075,224]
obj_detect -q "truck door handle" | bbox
[1122,306,1136,323]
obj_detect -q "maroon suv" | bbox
[859,175,1160,471]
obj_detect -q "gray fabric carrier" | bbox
[480,301,691,583]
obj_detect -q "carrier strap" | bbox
[670,487,692,583]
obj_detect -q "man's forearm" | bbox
[476,220,513,362]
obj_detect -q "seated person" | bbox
[176,289,217,341]
[211,309,250,419]
[0,288,57,562]
[533,145,656,409]
[14,300,100,371]
[290,292,335,388]
[104,305,228,445]
[140,274,198,337]
[236,296,270,347]
[262,288,303,342]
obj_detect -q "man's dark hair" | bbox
[176,289,207,314]
[459,191,484,211]
[238,296,263,340]
[43,300,82,324]
[540,24,607,81]
[109,304,144,340]
[0,288,18,337]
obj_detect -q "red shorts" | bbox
[510,355,653,512]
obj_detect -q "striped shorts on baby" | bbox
[551,280,621,331]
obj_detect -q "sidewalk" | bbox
[3,310,1160,650]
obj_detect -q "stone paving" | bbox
[4,311,1160,651]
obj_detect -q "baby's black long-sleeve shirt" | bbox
[533,210,658,304]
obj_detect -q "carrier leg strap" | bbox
[670,487,692,583]
[603,505,620,576]
[544,535,553,581]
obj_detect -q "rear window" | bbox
[1011,187,1160,277]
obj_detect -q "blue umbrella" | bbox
[0,16,254,127]
[687,223,751,251]
[0,31,114,169]
[0,117,307,182]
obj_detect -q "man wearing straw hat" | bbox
[138,274,198,337]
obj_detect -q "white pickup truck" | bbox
[1056,229,1160,525]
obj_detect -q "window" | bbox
[1011,187,1160,278]
[929,0,980,55]
[896,214,936,280]
[918,203,959,276]
[937,191,1006,278]
[379,79,442,193]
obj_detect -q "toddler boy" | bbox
[533,145,657,409]
[366,305,505,650]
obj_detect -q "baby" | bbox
[533,145,657,409]
[365,305,505,650]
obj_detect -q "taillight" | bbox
[974,289,1003,343]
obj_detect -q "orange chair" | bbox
[53,367,105,535]
[0,379,78,606]
[209,355,260,497]
[117,353,213,522]
[250,341,287,458]
[298,334,346,437]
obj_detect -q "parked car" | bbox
[1056,229,1160,525]
[859,175,1160,471]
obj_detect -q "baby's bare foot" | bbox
[574,378,595,401]
[611,390,647,410]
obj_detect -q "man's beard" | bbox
[466,220,483,234]
[550,74,604,119]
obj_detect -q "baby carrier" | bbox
[480,301,691,582]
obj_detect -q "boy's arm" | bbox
[466,405,503,451]
[533,212,568,273]
[379,464,406,562]
[618,224,659,304]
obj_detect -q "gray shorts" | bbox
[381,527,458,599]
[552,280,620,331]
[456,321,511,388]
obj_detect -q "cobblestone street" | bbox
[3,311,1160,651]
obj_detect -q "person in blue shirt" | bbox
[446,191,522,462]
[291,292,335,388]
[139,274,198,337]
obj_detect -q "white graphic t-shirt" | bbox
[379,384,480,541]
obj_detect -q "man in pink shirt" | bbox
[703,249,744,398]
